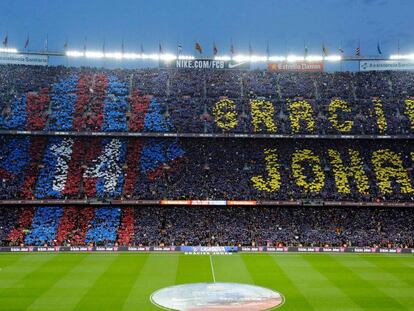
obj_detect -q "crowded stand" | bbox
[1,65,414,135]
[1,64,414,249]
[2,136,414,202]
[0,206,412,248]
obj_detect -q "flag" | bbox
[24,35,29,49]
[121,39,125,54]
[83,37,87,52]
[322,43,328,56]
[338,47,344,54]
[356,46,360,56]
[102,39,106,54]
[213,43,218,56]
[63,40,68,51]
[304,45,309,57]
[230,44,235,56]
[177,43,183,55]
[249,42,253,56]
[195,42,202,54]
[44,34,48,51]
[159,43,163,54]
[377,42,382,55]
[2,34,7,47]
[140,43,144,54]
[266,42,270,58]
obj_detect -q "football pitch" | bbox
[0,253,413,310]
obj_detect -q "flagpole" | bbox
[102,37,106,69]
[64,37,69,67]
[83,36,87,67]
[358,39,361,72]
[304,40,308,59]
[266,41,270,60]
[121,38,124,67]
[45,33,48,52]
[284,40,288,58]
[397,39,400,57]
[303,40,305,58]
[230,38,234,60]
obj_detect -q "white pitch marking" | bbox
[209,254,216,283]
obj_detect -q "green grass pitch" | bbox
[0,253,413,310]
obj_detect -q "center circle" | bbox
[150,282,284,310]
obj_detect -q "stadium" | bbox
[1,1,414,310]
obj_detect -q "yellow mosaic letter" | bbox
[291,149,325,193]
[250,99,277,133]
[288,99,316,133]
[213,98,238,130]
[372,149,414,194]
[328,99,354,133]
[328,149,369,194]
[251,148,281,192]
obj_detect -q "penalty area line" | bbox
[209,254,216,283]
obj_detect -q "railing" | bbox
[0,129,413,139]
[1,199,413,207]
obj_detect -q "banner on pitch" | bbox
[268,62,324,72]
[0,53,48,66]
[2,246,413,254]
[360,60,414,71]
[160,59,250,70]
